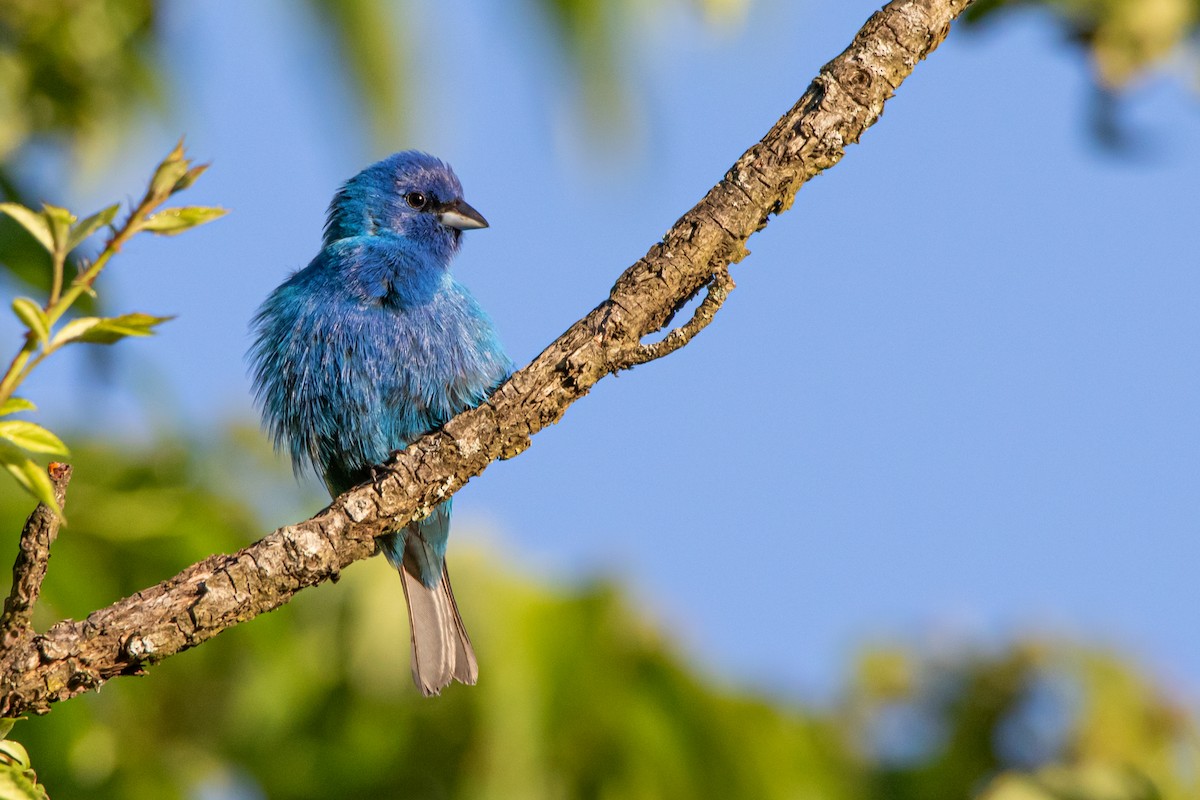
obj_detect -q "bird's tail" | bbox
[398,561,479,696]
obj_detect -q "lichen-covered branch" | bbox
[612,267,736,369]
[0,463,71,651]
[0,0,971,717]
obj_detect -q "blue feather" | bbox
[249,151,511,692]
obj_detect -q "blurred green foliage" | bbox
[965,0,1198,89]
[304,0,408,151]
[0,0,157,167]
[0,0,156,294]
[0,431,1193,799]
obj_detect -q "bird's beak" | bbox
[438,199,489,231]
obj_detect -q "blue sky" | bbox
[10,0,1200,700]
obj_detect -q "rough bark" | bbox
[0,464,70,650]
[0,0,972,717]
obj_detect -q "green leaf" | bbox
[51,313,173,347]
[166,137,186,160]
[0,741,29,770]
[80,313,174,343]
[0,719,18,740]
[172,162,210,193]
[40,203,76,254]
[0,444,61,519]
[0,399,35,417]
[150,160,190,199]
[141,206,228,235]
[48,316,100,349]
[0,421,68,457]
[67,204,119,252]
[0,758,49,800]
[10,299,49,347]
[0,204,54,254]
[150,139,190,198]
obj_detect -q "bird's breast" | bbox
[333,287,505,440]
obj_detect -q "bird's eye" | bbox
[405,191,428,210]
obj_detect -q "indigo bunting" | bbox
[249,152,512,695]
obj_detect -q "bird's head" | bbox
[322,151,488,254]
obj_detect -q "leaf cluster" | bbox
[0,141,225,516]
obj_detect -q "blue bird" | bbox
[249,152,512,695]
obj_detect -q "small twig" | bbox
[0,463,71,649]
[615,267,736,369]
[47,250,65,308]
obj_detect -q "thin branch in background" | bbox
[0,463,71,649]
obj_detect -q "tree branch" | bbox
[0,0,971,717]
[612,266,736,369]
[0,463,70,651]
